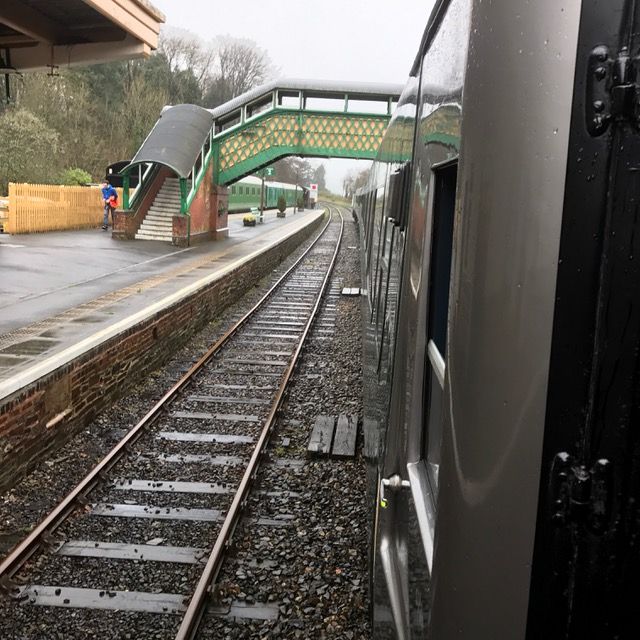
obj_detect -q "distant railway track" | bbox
[0,205,344,639]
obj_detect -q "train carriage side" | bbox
[360,0,640,638]
[424,0,580,636]
[228,177,301,213]
[358,0,471,635]
[228,176,262,213]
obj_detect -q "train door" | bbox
[527,1,640,637]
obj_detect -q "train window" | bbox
[428,164,456,353]
[423,162,457,492]
[376,223,398,375]
[370,184,388,319]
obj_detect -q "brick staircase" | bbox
[135,177,181,242]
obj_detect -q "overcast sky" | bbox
[150,0,433,191]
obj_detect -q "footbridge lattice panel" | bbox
[216,111,390,184]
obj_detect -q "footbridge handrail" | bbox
[209,77,402,132]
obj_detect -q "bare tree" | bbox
[204,36,275,108]
[159,31,215,88]
[117,72,168,159]
[354,167,370,191]
[273,157,314,185]
[342,167,370,199]
[343,169,356,199]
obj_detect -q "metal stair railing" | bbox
[122,162,156,210]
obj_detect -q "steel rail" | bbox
[0,210,333,587]
[175,204,344,639]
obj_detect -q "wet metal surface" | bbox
[151,454,246,465]
[18,585,186,614]
[57,541,205,564]
[169,412,260,423]
[188,396,269,405]
[110,480,231,494]
[157,432,255,444]
[90,503,223,522]
[208,600,281,621]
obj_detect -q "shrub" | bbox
[243,214,256,226]
[59,167,92,186]
[277,194,286,213]
[297,196,304,210]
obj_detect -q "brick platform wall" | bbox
[212,184,229,240]
[188,163,213,236]
[171,168,229,246]
[0,213,325,491]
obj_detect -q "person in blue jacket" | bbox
[101,179,118,230]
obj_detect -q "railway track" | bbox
[0,205,344,639]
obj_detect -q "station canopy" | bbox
[0,0,164,73]
[124,104,215,179]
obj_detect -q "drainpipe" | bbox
[179,177,191,247]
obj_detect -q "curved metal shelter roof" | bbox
[123,104,214,178]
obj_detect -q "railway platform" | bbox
[0,206,318,384]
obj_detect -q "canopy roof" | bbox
[123,104,214,178]
[1,0,164,72]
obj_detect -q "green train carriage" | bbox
[228,176,303,213]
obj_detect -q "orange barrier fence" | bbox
[6,183,123,234]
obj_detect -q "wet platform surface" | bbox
[0,208,322,390]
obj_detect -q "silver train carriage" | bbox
[355,0,640,638]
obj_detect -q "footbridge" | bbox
[116,78,402,244]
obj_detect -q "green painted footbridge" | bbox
[121,78,402,226]
[210,79,399,184]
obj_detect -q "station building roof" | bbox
[0,0,165,73]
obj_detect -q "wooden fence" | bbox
[6,183,123,234]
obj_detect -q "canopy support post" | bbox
[122,174,130,210]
